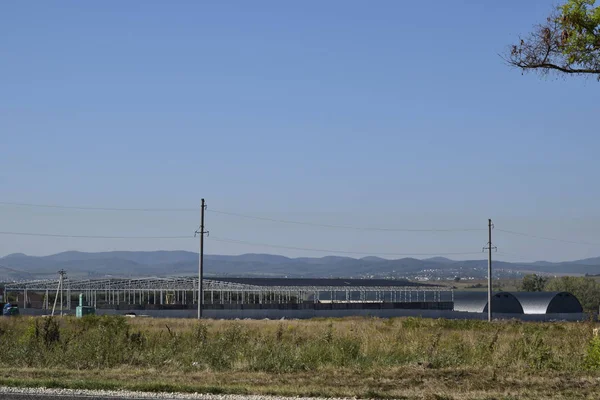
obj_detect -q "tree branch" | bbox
[516,62,600,74]
[505,5,600,79]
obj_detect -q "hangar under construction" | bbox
[4,276,585,319]
[5,276,452,311]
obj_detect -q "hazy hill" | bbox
[424,257,455,264]
[572,256,600,265]
[1,251,600,281]
[360,256,387,263]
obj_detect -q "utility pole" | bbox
[51,269,66,317]
[483,219,496,322]
[195,199,208,319]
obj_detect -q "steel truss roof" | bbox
[5,277,250,291]
[5,277,453,294]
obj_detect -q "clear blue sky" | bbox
[1,1,599,262]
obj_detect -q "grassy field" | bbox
[0,316,599,399]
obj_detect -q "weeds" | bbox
[0,316,596,375]
[513,332,556,369]
[585,335,600,369]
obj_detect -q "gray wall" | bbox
[19,308,592,321]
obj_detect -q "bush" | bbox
[585,335,600,369]
[546,276,600,312]
[520,274,548,292]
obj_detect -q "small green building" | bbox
[76,293,95,318]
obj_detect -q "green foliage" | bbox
[545,276,600,312]
[559,0,600,65]
[585,335,600,368]
[520,274,548,292]
[508,0,600,78]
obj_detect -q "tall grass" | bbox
[0,316,596,373]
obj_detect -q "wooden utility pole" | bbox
[484,219,496,322]
[51,269,66,317]
[487,219,492,322]
[196,199,208,319]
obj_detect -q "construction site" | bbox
[3,274,588,320]
[5,275,449,310]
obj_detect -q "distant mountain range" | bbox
[1,251,600,281]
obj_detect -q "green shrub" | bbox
[585,335,600,369]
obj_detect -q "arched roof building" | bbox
[511,292,583,314]
[453,291,524,314]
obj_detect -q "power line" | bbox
[0,228,482,257]
[0,201,484,232]
[0,231,192,239]
[0,229,481,256]
[0,264,53,277]
[209,209,484,232]
[496,229,600,246]
[495,251,536,263]
[208,236,482,257]
[0,263,36,275]
[0,201,196,212]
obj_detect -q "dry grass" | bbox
[0,316,599,399]
[1,367,599,399]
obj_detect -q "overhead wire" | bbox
[0,263,35,275]
[9,200,599,257]
[0,231,192,239]
[0,201,485,232]
[0,263,54,276]
[0,230,482,257]
[496,229,600,246]
[495,251,538,263]
[0,201,195,212]
[208,236,482,257]
[208,209,485,232]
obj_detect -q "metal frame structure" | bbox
[5,277,454,310]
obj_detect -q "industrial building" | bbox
[5,276,452,311]
[511,291,583,314]
[453,291,524,314]
[453,291,583,315]
[3,277,585,319]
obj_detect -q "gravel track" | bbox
[0,387,349,400]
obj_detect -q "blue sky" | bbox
[1,1,599,261]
